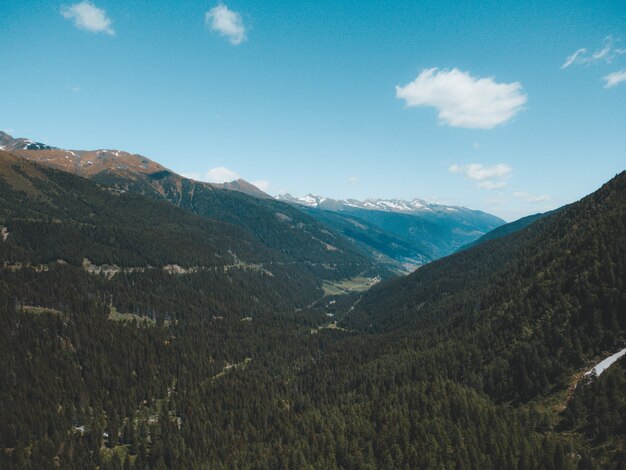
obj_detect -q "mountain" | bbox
[2,130,624,468]
[0,132,57,151]
[218,178,272,199]
[1,131,269,199]
[90,170,387,282]
[277,193,505,267]
[2,167,623,469]
[2,132,392,283]
[1,132,167,177]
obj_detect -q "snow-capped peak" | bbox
[276,193,459,214]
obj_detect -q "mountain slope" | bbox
[294,206,429,272]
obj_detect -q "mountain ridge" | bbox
[0,131,270,199]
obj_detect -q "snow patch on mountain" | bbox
[584,348,626,378]
[277,194,327,207]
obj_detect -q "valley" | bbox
[0,137,623,469]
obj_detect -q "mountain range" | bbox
[278,192,505,270]
[277,193,452,212]
[1,131,504,273]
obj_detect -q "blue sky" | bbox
[1,0,624,220]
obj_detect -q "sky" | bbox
[1,0,625,221]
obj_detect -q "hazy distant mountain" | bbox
[277,193,505,267]
[292,206,431,273]
[456,210,555,252]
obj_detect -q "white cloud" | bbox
[561,48,587,69]
[449,163,512,190]
[396,68,527,129]
[478,180,507,190]
[182,168,271,189]
[485,196,507,206]
[603,70,626,88]
[205,4,246,45]
[205,166,241,183]
[592,41,612,61]
[512,192,551,203]
[561,36,626,69]
[348,176,358,184]
[61,1,114,35]
[251,180,270,192]
[182,168,240,183]
[449,163,511,181]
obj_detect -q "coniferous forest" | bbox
[0,149,625,469]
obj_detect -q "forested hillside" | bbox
[292,205,429,272]
[352,171,625,396]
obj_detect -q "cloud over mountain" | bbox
[451,163,511,181]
